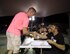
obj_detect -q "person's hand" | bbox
[47,39,55,44]
[32,31,39,36]
[43,32,47,34]
[29,31,38,38]
[33,31,38,34]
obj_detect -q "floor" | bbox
[0,34,7,54]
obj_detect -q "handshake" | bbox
[29,31,38,37]
[29,31,48,39]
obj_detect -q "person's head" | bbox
[43,27,47,32]
[39,26,47,33]
[47,23,61,33]
[27,7,36,17]
[47,25,52,33]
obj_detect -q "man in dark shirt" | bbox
[43,24,66,54]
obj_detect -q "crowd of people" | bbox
[28,23,65,54]
[6,7,69,54]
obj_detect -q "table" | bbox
[20,40,52,54]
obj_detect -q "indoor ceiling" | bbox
[0,0,70,17]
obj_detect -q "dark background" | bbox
[0,13,69,34]
[0,0,69,34]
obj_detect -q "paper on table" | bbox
[23,37,34,45]
[31,40,50,46]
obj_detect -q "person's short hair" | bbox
[28,7,36,13]
[48,23,62,32]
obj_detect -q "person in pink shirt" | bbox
[6,7,36,54]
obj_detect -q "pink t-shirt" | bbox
[7,12,29,36]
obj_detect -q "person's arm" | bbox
[40,32,48,39]
[22,27,36,37]
[22,27,29,35]
[47,39,65,50]
[33,32,48,39]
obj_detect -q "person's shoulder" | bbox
[58,33,63,36]
[16,12,27,16]
[57,33,64,38]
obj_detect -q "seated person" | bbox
[32,26,48,54]
[43,23,66,54]
[33,26,48,39]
